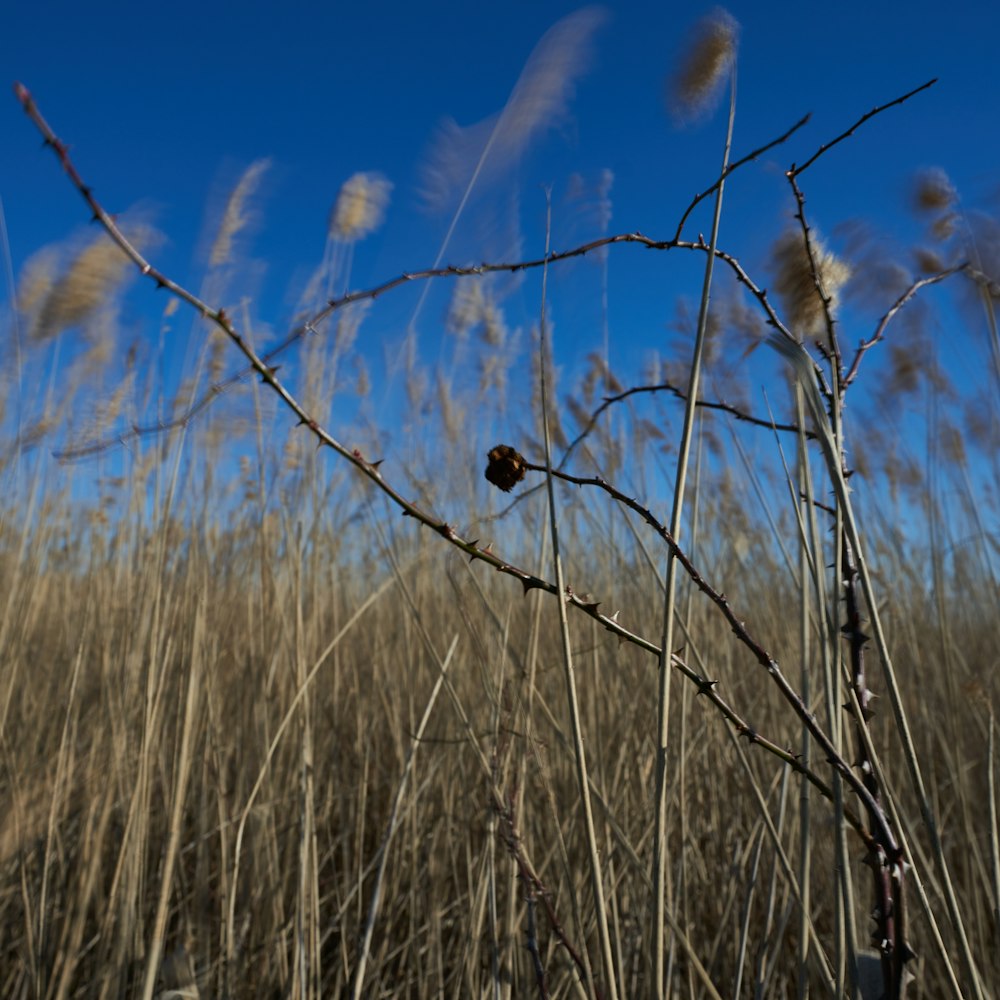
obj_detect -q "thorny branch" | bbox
[789,79,937,178]
[20,75,979,999]
[775,80,943,998]
[509,455,894,853]
[25,79,953,473]
[672,112,811,242]
[13,80,891,849]
[559,379,815,470]
[844,265,967,387]
[51,226,806,461]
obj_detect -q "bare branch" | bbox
[844,265,967,388]
[672,112,811,242]
[789,79,936,177]
[15,82,885,842]
[560,380,814,470]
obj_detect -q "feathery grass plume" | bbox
[446,279,485,340]
[15,245,59,318]
[770,228,851,338]
[564,166,615,230]
[328,173,392,242]
[419,7,606,214]
[912,167,956,214]
[28,228,153,343]
[667,8,739,124]
[209,159,271,267]
[353,355,370,397]
[914,247,946,273]
[447,278,509,346]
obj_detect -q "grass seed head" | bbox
[771,228,851,338]
[210,158,271,267]
[912,167,956,214]
[29,234,142,343]
[329,172,392,242]
[668,8,739,123]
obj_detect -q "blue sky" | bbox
[3,1,999,487]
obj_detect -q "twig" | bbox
[13,78,890,860]
[789,80,937,178]
[17,78,823,463]
[844,266,967,388]
[516,456,895,855]
[560,381,814,470]
[672,113,811,242]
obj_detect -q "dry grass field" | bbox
[3,17,1000,999]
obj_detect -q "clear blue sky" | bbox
[3,1,998,475]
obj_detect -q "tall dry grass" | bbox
[4,20,1000,1000]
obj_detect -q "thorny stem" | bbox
[496,787,586,997]
[33,80,953,465]
[843,266,967,387]
[671,112,811,242]
[15,78,885,848]
[50,226,807,461]
[517,458,892,853]
[15,80,970,995]
[558,380,815,472]
[788,79,936,178]
[786,171,846,383]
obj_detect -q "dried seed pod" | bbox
[485,444,527,492]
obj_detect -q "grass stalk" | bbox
[350,636,456,999]
[652,68,736,994]
[536,192,618,1000]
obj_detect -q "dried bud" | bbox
[485,444,528,492]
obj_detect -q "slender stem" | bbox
[537,192,619,1000]
[652,68,736,995]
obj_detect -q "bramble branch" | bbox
[16,80,884,851]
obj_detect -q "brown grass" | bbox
[4,57,1000,1000]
